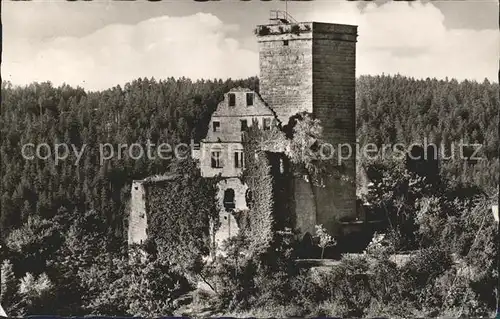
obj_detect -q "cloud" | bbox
[2,13,258,91]
[305,1,499,82]
[2,2,498,91]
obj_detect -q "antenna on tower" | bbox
[269,6,297,25]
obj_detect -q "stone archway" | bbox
[297,232,315,259]
[223,188,235,211]
[211,179,248,257]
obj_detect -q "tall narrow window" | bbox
[211,151,222,168]
[234,151,244,168]
[213,121,220,132]
[228,93,236,107]
[246,92,254,106]
[263,118,271,131]
[240,119,248,132]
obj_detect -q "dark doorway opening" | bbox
[223,188,235,211]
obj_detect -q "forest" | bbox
[0,75,498,317]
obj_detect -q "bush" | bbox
[289,270,325,311]
[290,24,301,35]
[80,256,191,316]
[204,229,301,314]
[254,26,270,36]
[397,247,453,312]
[205,254,257,311]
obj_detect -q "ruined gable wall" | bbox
[206,89,275,142]
[200,89,276,179]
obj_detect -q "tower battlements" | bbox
[255,22,357,42]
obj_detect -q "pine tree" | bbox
[1,260,19,310]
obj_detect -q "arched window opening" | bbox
[223,188,235,211]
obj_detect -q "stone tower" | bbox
[256,19,358,237]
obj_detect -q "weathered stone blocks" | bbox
[128,180,148,245]
[257,21,358,237]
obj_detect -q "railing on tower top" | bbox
[269,10,298,25]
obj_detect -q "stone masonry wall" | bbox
[292,175,317,236]
[205,88,275,143]
[128,181,148,245]
[199,142,245,178]
[312,23,357,231]
[258,29,313,126]
[257,22,358,237]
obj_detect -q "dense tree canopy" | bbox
[356,75,498,191]
[0,74,497,316]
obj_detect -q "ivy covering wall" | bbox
[240,123,276,255]
[238,119,298,256]
[145,159,220,272]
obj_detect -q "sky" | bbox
[2,0,499,91]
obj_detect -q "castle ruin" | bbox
[128,12,359,256]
